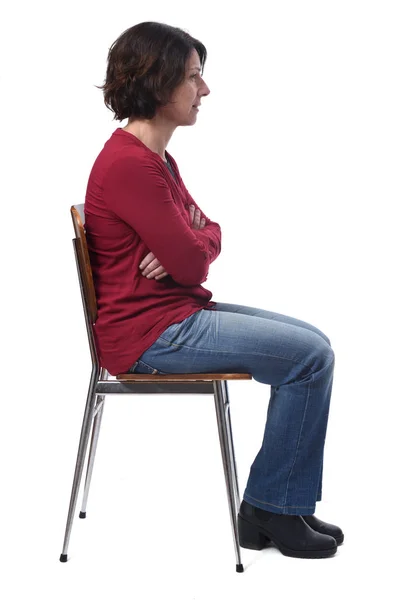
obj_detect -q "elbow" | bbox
[172,251,210,286]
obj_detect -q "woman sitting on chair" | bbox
[85,21,343,559]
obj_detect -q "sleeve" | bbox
[183,186,222,265]
[103,156,211,287]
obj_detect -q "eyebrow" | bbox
[190,66,201,71]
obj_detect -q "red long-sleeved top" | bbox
[84,128,221,375]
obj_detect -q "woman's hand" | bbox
[139,204,206,280]
[189,204,206,230]
[139,252,168,280]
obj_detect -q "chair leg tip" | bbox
[79,511,86,518]
[236,563,244,573]
[60,554,68,563]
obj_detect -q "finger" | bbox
[142,258,160,276]
[139,252,155,269]
[200,218,206,229]
[144,264,165,279]
[193,208,201,229]
[155,271,169,280]
[189,204,195,223]
[142,260,159,276]
[139,251,155,270]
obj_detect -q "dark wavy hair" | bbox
[98,22,207,121]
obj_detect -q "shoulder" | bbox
[104,147,164,185]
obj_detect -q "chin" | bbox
[180,117,197,127]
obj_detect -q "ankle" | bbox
[240,500,278,522]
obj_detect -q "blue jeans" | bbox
[128,302,335,516]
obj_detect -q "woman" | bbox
[85,21,343,559]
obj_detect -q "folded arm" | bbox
[184,186,222,264]
[103,156,214,287]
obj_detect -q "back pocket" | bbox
[127,360,168,375]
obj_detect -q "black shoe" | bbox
[238,500,337,559]
[303,515,344,545]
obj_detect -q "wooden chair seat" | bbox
[116,372,252,381]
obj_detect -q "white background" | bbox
[1,1,399,598]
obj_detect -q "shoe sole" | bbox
[238,514,337,559]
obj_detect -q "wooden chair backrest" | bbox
[70,204,253,380]
[71,204,98,324]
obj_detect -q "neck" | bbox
[123,116,176,161]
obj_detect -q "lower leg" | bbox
[238,349,339,558]
[243,351,334,515]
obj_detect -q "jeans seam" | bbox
[282,373,313,508]
[281,353,334,508]
[244,493,314,510]
[156,337,313,371]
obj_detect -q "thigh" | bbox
[131,305,333,385]
[212,302,331,345]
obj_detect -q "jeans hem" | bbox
[243,492,316,516]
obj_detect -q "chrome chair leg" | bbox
[59,365,100,562]
[213,380,244,573]
[79,400,105,517]
[221,380,241,515]
[79,368,108,518]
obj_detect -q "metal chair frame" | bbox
[59,204,251,572]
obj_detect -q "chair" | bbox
[59,204,252,572]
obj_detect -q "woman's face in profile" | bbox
[160,49,210,126]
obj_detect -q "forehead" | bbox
[186,49,201,70]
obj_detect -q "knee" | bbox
[324,333,331,346]
[325,344,335,367]
[308,337,335,376]
[315,327,332,347]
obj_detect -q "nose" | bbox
[201,81,211,98]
